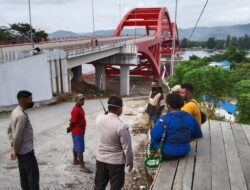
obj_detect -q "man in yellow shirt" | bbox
[180,83,202,125]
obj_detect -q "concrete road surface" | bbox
[0,98,146,190]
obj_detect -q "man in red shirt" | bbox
[67,94,92,173]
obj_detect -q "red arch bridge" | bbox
[107,7,180,78]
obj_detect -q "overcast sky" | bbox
[0,0,250,33]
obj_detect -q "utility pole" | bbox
[91,0,95,37]
[115,4,122,21]
[171,0,178,75]
[28,0,34,48]
[134,8,137,41]
[115,4,125,35]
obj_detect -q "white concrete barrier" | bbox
[0,54,53,106]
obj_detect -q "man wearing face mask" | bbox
[146,80,165,128]
[7,90,39,190]
[94,96,133,190]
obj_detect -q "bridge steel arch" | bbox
[109,7,180,78]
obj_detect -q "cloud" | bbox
[137,0,159,7]
[0,0,249,33]
[191,0,250,28]
[0,0,78,5]
[202,6,250,27]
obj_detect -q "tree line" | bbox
[0,23,48,43]
[168,48,250,124]
[181,35,250,50]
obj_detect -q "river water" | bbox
[181,50,250,60]
[181,50,219,60]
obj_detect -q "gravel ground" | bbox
[0,98,149,190]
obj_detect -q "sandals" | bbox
[80,167,92,173]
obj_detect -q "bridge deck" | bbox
[152,120,250,190]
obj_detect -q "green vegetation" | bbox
[0,23,48,43]
[169,49,250,124]
[234,80,250,95]
[181,35,250,50]
[237,93,250,124]
[206,48,248,63]
[234,80,250,123]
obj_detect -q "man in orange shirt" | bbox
[180,83,202,125]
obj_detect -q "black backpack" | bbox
[200,111,207,124]
[190,100,207,124]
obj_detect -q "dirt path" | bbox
[0,98,148,190]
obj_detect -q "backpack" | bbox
[200,111,207,124]
[190,100,207,124]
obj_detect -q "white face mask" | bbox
[108,104,122,108]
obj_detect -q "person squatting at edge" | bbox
[151,93,203,160]
[8,90,40,190]
[94,96,133,190]
[67,93,92,173]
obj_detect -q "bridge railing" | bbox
[65,39,130,58]
[0,35,136,48]
[64,36,151,53]
[0,36,91,46]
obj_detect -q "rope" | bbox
[188,0,209,41]
[170,0,178,76]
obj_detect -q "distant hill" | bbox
[179,23,250,41]
[49,23,250,41]
[49,30,81,38]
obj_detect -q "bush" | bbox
[234,80,250,95]
[237,93,250,124]
[168,58,208,86]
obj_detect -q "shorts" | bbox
[72,134,85,153]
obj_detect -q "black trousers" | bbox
[17,150,39,190]
[94,160,125,190]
